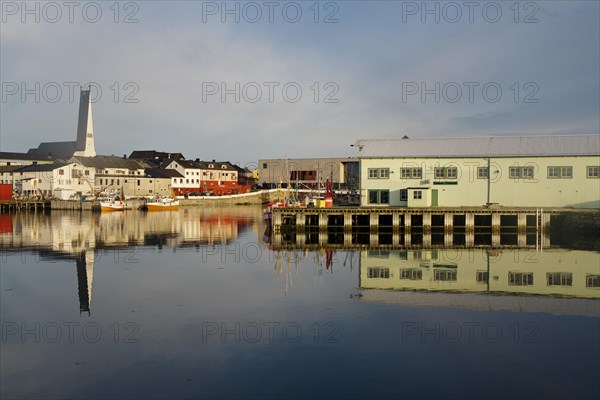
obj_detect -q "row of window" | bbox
[368,166,600,180]
[367,268,600,287]
[98,178,151,186]
[369,189,422,204]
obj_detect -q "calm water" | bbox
[1,208,599,399]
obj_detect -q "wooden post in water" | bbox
[542,211,551,248]
[344,231,352,246]
[422,213,431,233]
[369,213,379,233]
[318,231,328,247]
[518,213,527,247]
[296,232,306,247]
[318,212,327,231]
[296,212,305,234]
[393,232,401,246]
[465,213,475,247]
[344,213,352,232]
[422,231,431,247]
[392,213,401,233]
[404,213,412,246]
[491,213,501,247]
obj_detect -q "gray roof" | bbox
[145,168,184,178]
[71,156,144,170]
[27,141,77,158]
[355,135,600,158]
[17,162,69,172]
[0,152,55,162]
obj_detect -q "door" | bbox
[431,189,438,206]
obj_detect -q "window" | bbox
[368,268,390,279]
[400,189,408,201]
[368,190,389,204]
[434,167,458,179]
[547,273,572,286]
[586,275,600,288]
[434,270,457,281]
[137,180,140,186]
[368,168,390,179]
[509,272,534,286]
[400,268,422,280]
[587,166,599,178]
[84,170,90,176]
[509,166,535,179]
[548,166,572,179]
[477,167,489,179]
[262,163,267,169]
[413,190,422,200]
[59,169,64,175]
[291,170,317,181]
[368,250,389,258]
[476,271,489,283]
[401,167,422,179]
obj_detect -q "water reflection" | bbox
[1,207,599,399]
[1,208,598,315]
[1,208,260,315]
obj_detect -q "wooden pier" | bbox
[271,207,561,250]
[0,200,50,213]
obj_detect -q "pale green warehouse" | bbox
[356,135,600,208]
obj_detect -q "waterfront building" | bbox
[356,135,600,208]
[164,159,244,195]
[72,156,173,197]
[15,162,93,199]
[257,158,359,190]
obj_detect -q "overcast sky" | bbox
[1,1,598,166]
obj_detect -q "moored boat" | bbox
[146,197,179,211]
[99,196,125,212]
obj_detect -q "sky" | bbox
[1,0,599,167]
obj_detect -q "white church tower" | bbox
[73,89,96,157]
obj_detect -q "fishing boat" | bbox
[146,197,179,211]
[263,201,286,222]
[99,196,125,212]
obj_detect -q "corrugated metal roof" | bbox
[355,135,600,158]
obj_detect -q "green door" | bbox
[431,189,438,206]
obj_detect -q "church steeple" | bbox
[73,89,96,157]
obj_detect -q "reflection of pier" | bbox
[271,230,551,251]
[272,207,558,249]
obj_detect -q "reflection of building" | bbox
[0,208,260,314]
[257,158,359,190]
[76,250,94,314]
[359,249,600,299]
[356,135,600,208]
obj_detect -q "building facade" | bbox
[165,159,244,195]
[257,158,359,190]
[357,135,600,209]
